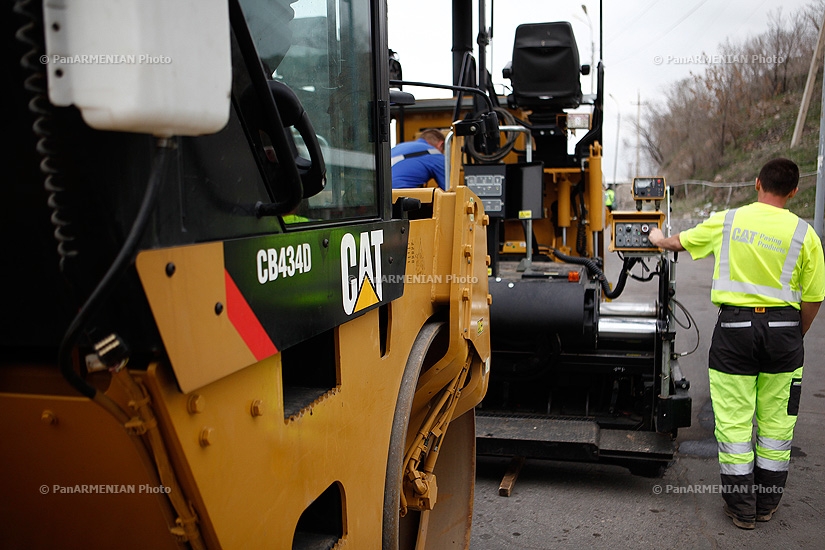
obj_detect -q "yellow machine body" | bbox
[1,183,490,549]
[2,0,491,548]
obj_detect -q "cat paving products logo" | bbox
[341,229,384,316]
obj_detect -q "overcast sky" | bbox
[387,0,821,182]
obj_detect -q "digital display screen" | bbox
[632,177,666,200]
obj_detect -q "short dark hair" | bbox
[758,158,799,196]
[419,128,446,147]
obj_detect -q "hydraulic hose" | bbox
[58,139,172,400]
[553,248,638,300]
[602,256,639,300]
[465,107,520,163]
[451,51,475,124]
[574,180,588,256]
[53,138,204,548]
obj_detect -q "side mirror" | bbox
[389,90,416,106]
[502,61,513,79]
[581,64,591,76]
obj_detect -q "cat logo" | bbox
[731,227,758,244]
[341,230,384,316]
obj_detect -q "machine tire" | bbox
[382,321,476,549]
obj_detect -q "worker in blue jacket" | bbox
[391,129,447,190]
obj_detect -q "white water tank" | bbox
[44,0,231,137]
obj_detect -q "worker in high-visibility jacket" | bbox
[604,185,615,212]
[650,158,824,530]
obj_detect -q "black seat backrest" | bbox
[508,22,583,111]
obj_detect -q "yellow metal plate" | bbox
[136,243,257,393]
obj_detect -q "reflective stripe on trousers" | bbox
[710,368,802,474]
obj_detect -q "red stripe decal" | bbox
[224,270,278,360]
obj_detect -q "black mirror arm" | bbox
[268,81,326,200]
[390,80,496,113]
[390,80,500,146]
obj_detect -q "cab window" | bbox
[241,0,379,222]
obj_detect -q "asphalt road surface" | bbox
[470,228,825,549]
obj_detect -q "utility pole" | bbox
[609,94,621,186]
[582,4,595,94]
[634,89,641,177]
[631,91,652,177]
[792,10,825,148]
[817,50,825,237]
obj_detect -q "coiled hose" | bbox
[15,0,79,273]
[465,107,521,163]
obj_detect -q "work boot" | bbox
[756,506,778,522]
[754,466,786,522]
[724,505,755,530]
[720,473,756,527]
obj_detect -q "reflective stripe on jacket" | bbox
[713,208,807,304]
[679,202,824,308]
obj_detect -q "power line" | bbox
[673,172,817,188]
[604,0,662,46]
[610,0,712,66]
[712,0,772,44]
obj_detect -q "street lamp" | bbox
[609,94,621,188]
[581,4,595,94]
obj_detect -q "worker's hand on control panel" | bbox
[647,227,686,252]
[648,227,665,246]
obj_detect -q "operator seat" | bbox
[503,21,595,166]
[503,22,587,112]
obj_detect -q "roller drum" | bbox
[489,278,587,334]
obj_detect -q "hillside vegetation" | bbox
[641,1,824,220]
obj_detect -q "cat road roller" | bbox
[2,0,497,547]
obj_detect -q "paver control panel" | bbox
[608,212,665,252]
